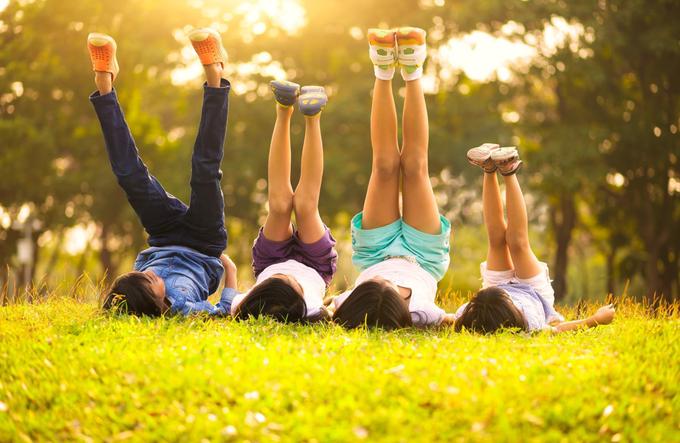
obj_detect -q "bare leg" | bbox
[400,78,441,234]
[504,174,542,278]
[293,114,326,243]
[204,63,222,88]
[483,173,513,270]
[262,106,295,241]
[95,71,112,95]
[362,78,401,229]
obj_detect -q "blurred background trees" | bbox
[0,0,678,302]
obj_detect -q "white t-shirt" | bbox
[231,260,325,318]
[334,258,446,326]
[453,283,564,331]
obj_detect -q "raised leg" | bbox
[504,174,542,278]
[293,114,326,243]
[483,173,513,270]
[362,78,401,229]
[183,63,230,254]
[400,78,441,234]
[88,33,186,234]
[262,105,295,241]
[90,88,187,236]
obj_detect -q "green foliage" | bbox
[0,295,678,441]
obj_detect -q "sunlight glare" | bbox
[435,17,590,83]
[17,204,31,224]
[64,223,97,256]
[0,206,10,229]
[436,31,535,82]
[235,0,306,37]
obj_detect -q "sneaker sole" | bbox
[270,80,300,107]
[188,28,221,42]
[87,32,116,47]
[368,28,396,47]
[396,27,426,46]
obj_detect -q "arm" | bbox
[552,304,615,333]
[215,254,240,315]
[219,254,238,289]
[169,255,240,317]
[440,313,457,326]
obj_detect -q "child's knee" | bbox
[292,192,320,218]
[400,153,428,179]
[269,192,294,216]
[372,156,400,179]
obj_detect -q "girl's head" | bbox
[102,271,169,317]
[454,286,527,333]
[333,279,412,330]
[233,276,307,322]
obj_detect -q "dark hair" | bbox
[333,280,412,330]
[233,277,307,323]
[454,286,528,334]
[102,271,168,317]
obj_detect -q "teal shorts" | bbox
[351,212,452,281]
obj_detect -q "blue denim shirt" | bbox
[133,246,237,316]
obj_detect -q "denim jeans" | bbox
[90,80,230,257]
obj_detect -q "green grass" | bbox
[0,293,678,442]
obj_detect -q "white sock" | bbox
[398,44,426,81]
[369,46,396,80]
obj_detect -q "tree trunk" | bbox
[550,194,577,302]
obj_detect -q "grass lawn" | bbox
[0,295,678,442]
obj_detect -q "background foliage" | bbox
[0,0,678,302]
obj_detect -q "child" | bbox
[90,28,238,316]
[453,144,615,333]
[331,27,452,330]
[229,81,338,322]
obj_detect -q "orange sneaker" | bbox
[87,33,119,81]
[188,28,227,67]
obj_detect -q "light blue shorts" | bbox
[350,212,452,281]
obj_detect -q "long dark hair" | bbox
[102,272,168,317]
[454,286,528,333]
[333,280,412,330]
[233,277,307,323]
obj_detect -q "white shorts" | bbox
[480,261,555,306]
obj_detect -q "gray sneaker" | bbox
[491,147,522,176]
[467,143,500,173]
[298,86,327,116]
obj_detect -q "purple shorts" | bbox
[252,227,338,286]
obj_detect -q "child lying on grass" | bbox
[330,27,453,330]
[89,28,238,316]
[229,81,337,323]
[450,144,615,333]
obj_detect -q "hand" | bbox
[220,254,238,289]
[592,304,615,325]
[219,253,236,270]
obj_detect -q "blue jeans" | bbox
[90,80,230,257]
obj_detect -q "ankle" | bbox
[204,63,223,87]
[94,72,113,95]
[276,104,294,117]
